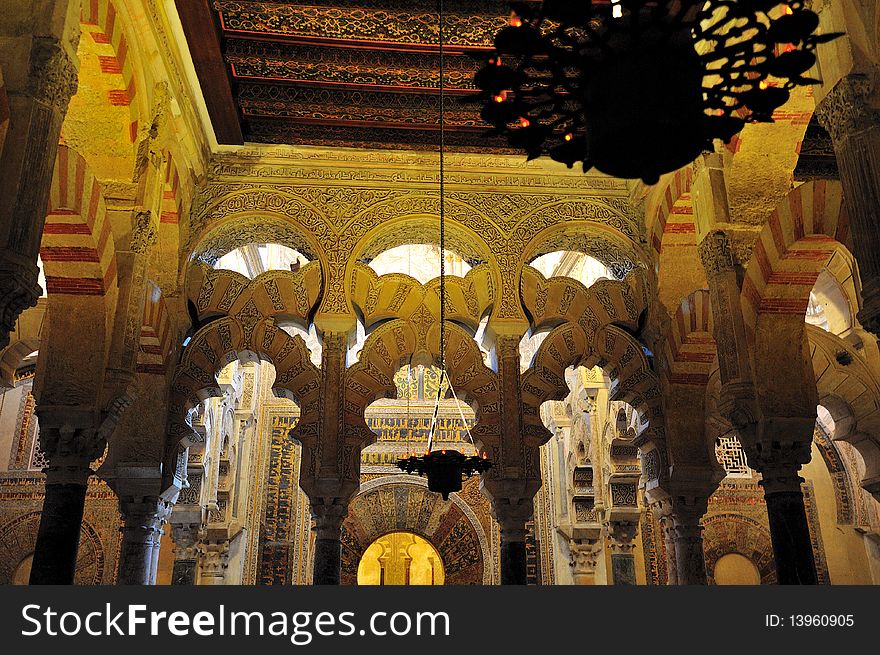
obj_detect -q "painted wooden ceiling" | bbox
[177,0,524,150]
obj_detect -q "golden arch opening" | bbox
[356,532,445,586]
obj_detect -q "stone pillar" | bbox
[117,497,169,585]
[491,494,535,585]
[669,507,708,585]
[0,22,79,348]
[816,75,880,337]
[751,437,818,585]
[606,521,638,585]
[169,522,200,585]
[29,414,105,584]
[699,230,759,424]
[312,503,346,585]
[198,538,229,585]
[569,539,601,585]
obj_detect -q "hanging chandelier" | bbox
[473,0,840,184]
[396,0,493,501]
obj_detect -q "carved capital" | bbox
[605,520,639,554]
[170,522,202,561]
[816,74,880,144]
[698,230,736,277]
[35,423,104,485]
[0,262,41,347]
[130,211,158,254]
[27,37,78,111]
[751,439,812,496]
[569,539,601,578]
[198,539,230,576]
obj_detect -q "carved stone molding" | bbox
[130,211,159,255]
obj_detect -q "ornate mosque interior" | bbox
[1,0,880,586]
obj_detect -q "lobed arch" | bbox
[520,265,645,336]
[186,261,323,329]
[349,261,493,336]
[344,319,500,453]
[167,316,322,479]
[521,323,663,445]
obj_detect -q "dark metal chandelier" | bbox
[396,0,493,500]
[473,0,840,184]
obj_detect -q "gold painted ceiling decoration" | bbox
[182,0,531,149]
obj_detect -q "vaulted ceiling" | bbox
[177,0,524,151]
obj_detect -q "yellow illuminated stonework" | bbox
[357,532,445,586]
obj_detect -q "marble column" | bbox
[606,521,638,585]
[816,75,880,337]
[569,539,601,585]
[29,416,105,584]
[0,30,79,348]
[198,538,230,585]
[169,522,200,586]
[117,497,169,585]
[312,503,346,585]
[752,439,818,585]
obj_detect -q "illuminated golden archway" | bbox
[356,532,445,586]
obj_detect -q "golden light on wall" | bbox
[357,532,445,586]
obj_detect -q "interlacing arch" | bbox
[186,261,323,326]
[349,261,494,333]
[168,315,321,450]
[664,290,717,387]
[41,145,117,297]
[345,319,500,453]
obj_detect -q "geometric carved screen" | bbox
[714,434,752,478]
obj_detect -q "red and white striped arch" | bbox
[137,281,174,376]
[40,145,117,296]
[648,166,694,256]
[741,180,849,339]
[664,290,717,387]
[81,0,140,141]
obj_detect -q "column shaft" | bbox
[29,481,87,584]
